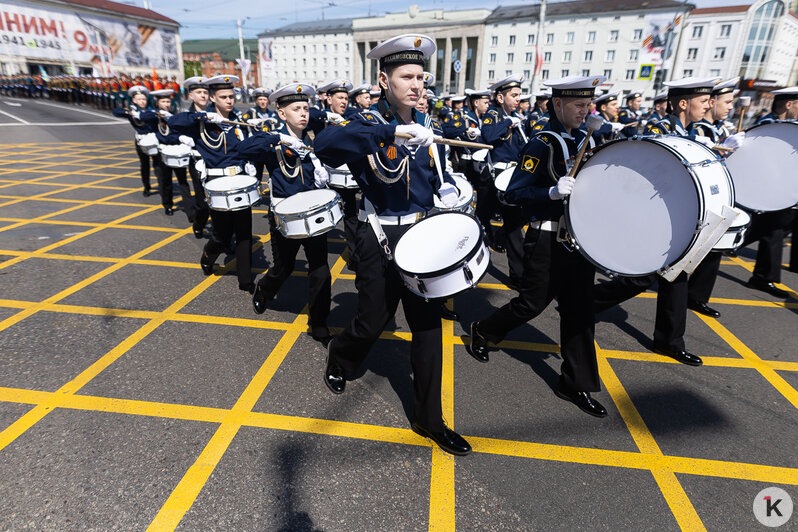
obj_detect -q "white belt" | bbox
[459,153,473,160]
[529,220,559,232]
[493,162,516,170]
[357,210,424,225]
[206,166,243,177]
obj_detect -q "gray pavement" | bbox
[0,99,796,530]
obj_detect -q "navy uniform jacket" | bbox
[504,114,591,222]
[167,108,253,169]
[647,111,667,125]
[755,113,778,125]
[690,118,721,143]
[617,106,640,137]
[112,103,155,135]
[139,110,181,144]
[314,107,454,217]
[524,110,548,137]
[591,113,620,146]
[241,106,276,134]
[481,105,527,164]
[644,115,691,137]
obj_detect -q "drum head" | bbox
[394,213,480,274]
[725,122,798,212]
[568,139,700,276]
[274,188,337,214]
[204,174,257,192]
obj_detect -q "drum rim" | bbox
[275,197,343,222]
[205,177,259,193]
[394,212,487,277]
[564,136,711,277]
[743,120,798,134]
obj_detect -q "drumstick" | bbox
[737,96,751,132]
[395,132,493,150]
[568,115,604,178]
[712,145,734,153]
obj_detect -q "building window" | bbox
[541,69,549,79]
[683,69,693,77]
[544,51,551,62]
[609,30,619,42]
[563,51,572,62]
[302,45,306,53]
[561,69,569,77]
[586,31,596,43]
[523,69,531,78]
[346,43,350,51]
[629,49,638,61]
[566,31,574,44]
[546,33,554,45]
[488,69,495,80]
[692,25,703,38]
[582,69,590,76]
[687,48,698,60]
[489,53,496,63]
[710,69,721,76]
[509,35,516,45]
[491,35,498,46]
[584,50,593,61]
[507,52,514,62]
[527,34,535,45]
[714,47,726,60]
[720,24,731,37]
[525,52,534,62]
[605,50,615,62]
[505,70,512,76]
[626,69,635,80]
[603,69,612,78]
[633,28,643,40]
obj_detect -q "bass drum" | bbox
[565,136,734,277]
[724,121,798,212]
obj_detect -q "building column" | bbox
[458,35,467,92]
[443,37,452,93]
[364,41,372,86]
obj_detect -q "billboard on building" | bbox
[258,36,274,87]
[639,12,683,69]
[0,1,179,72]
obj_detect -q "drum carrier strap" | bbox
[364,198,392,261]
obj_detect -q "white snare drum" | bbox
[566,136,734,276]
[393,212,490,299]
[158,144,192,168]
[431,174,475,215]
[724,121,798,212]
[272,189,343,239]
[325,164,359,189]
[135,133,158,155]
[713,207,751,251]
[204,174,261,211]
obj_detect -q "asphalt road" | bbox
[0,98,796,531]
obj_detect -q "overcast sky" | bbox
[138,0,751,41]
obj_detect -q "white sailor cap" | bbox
[770,86,798,101]
[652,91,669,103]
[425,89,436,99]
[366,34,436,69]
[712,77,739,96]
[519,93,531,102]
[465,88,491,99]
[183,76,207,91]
[451,95,466,103]
[625,90,643,100]
[318,79,353,95]
[664,77,720,97]
[369,89,381,98]
[150,89,174,99]
[489,73,525,93]
[251,87,272,98]
[349,83,371,97]
[544,75,606,98]
[269,83,315,105]
[594,91,620,105]
[533,90,551,99]
[127,84,149,97]
[205,75,240,90]
[423,71,435,86]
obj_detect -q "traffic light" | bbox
[653,69,665,91]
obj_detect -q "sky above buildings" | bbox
[140,0,752,41]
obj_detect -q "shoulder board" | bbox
[618,110,628,118]
[430,119,443,134]
[443,115,451,123]
[357,111,381,125]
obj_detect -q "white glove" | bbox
[246,118,264,126]
[129,109,140,119]
[466,126,481,137]
[508,116,523,128]
[692,135,715,148]
[204,112,224,124]
[438,182,460,208]
[548,175,575,200]
[721,132,745,150]
[723,120,735,131]
[278,133,305,152]
[610,122,625,132]
[314,166,330,188]
[395,123,434,147]
[178,135,195,147]
[158,110,172,119]
[245,162,257,177]
[325,111,345,124]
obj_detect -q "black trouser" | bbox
[254,161,265,180]
[258,212,331,338]
[464,162,498,243]
[594,271,688,352]
[687,251,722,305]
[478,228,600,393]
[331,186,360,270]
[154,156,195,217]
[135,142,152,192]
[188,159,210,230]
[329,222,444,432]
[498,201,526,284]
[744,209,793,283]
[204,207,252,287]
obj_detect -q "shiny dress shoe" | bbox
[439,304,459,321]
[252,283,269,314]
[412,423,471,456]
[239,282,255,293]
[746,277,789,298]
[200,253,214,276]
[164,206,174,216]
[467,322,490,363]
[554,388,608,418]
[193,227,204,239]
[490,242,506,253]
[324,353,346,394]
[687,299,721,318]
[652,344,703,366]
[142,189,151,197]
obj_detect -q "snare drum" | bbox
[325,164,359,189]
[204,174,261,211]
[135,133,158,155]
[565,136,734,276]
[272,189,343,239]
[724,121,798,212]
[158,143,192,168]
[712,207,751,251]
[431,174,476,215]
[393,212,490,299]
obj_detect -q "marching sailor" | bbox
[241,87,275,180]
[182,76,212,238]
[591,91,626,145]
[348,83,372,115]
[113,84,158,197]
[647,91,669,125]
[314,34,470,456]
[618,90,643,137]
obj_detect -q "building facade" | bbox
[182,39,259,87]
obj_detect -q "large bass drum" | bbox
[723,121,798,212]
[565,136,734,277]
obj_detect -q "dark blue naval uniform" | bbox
[475,113,601,394]
[314,104,455,433]
[590,113,622,146]
[241,125,332,339]
[113,103,157,194]
[182,101,212,236]
[524,110,548,138]
[617,106,640,137]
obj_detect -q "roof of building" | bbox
[56,0,179,26]
[182,39,259,62]
[690,4,751,15]
[487,0,691,21]
[258,17,353,37]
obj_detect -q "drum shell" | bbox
[712,208,751,251]
[431,174,476,215]
[325,164,359,189]
[158,144,191,168]
[204,175,261,211]
[135,133,158,155]
[272,189,343,239]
